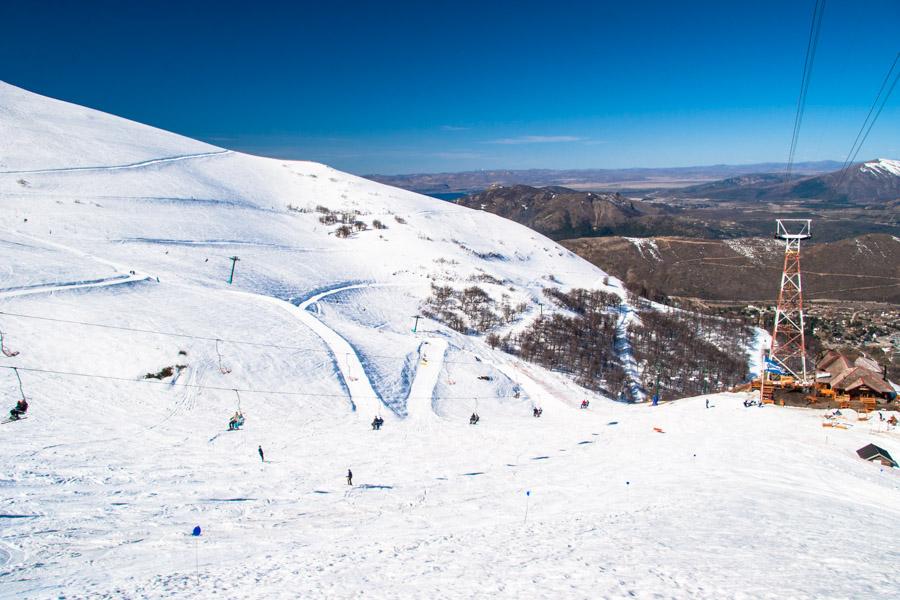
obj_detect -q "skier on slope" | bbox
[347,469,353,486]
[258,445,265,462]
[9,398,28,421]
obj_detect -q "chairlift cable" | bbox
[836,53,900,187]
[786,0,826,182]
[13,367,26,401]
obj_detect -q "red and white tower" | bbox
[769,219,811,384]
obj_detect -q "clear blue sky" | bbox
[1,0,897,174]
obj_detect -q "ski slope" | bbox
[1,81,899,598]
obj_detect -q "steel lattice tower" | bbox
[769,219,811,383]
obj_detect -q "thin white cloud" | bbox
[440,125,471,131]
[430,151,484,159]
[484,135,584,145]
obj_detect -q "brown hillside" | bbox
[561,233,900,303]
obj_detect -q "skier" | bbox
[9,398,28,421]
[469,412,479,425]
[705,399,709,409]
[347,469,353,486]
[228,411,243,430]
[258,445,265,462]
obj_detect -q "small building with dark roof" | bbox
[856,443,898,468]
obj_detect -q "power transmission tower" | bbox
[769,219,811,385]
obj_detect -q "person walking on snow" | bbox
[258,445,265,462]
[347,469,353,486]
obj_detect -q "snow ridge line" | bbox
[0,150,230,175]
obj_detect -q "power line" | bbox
[0,363,516,402]
[0,309,482,365]
[786,0,827,182]
[836,52,900,187]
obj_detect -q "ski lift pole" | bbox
[227,256,240,284]
[412,315,422,333]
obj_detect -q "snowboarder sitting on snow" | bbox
[580,400,589,409]
[9,399,28,420]
[532,407,543,418]
[469,412,479,425]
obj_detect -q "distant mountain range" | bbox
[366,161,843,194]
[661,158,900,206]
[454,185,722,240]
[452,160,899,303]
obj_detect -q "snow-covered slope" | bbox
[1,81,899,598]
[0,82,220,172]
[860,157,900,178]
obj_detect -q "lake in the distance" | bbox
[425,192,469,201]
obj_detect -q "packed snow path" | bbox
[405,338,448,422]
[0,273,150,299]
[293,284,389,419]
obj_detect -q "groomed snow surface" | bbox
[1,80,899,598]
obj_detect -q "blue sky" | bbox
[1,0,897,174]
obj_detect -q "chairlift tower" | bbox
[769,219,811,385]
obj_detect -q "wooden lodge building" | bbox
[816,350,896,409]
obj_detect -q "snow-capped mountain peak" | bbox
[860,157,900,178]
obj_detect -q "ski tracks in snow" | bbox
[0,273,149,299]
[405,338,448,423]
[292,284,386,419]
[0,150,230,175]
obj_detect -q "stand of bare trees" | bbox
[422,283,526,335]
[492,288,626,394]
[423,283,753,401]
[631,309,753,398]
